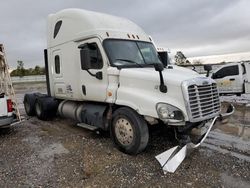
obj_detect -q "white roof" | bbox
[48,9,151,47]
[188,51,250,64]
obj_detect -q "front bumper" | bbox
[155,103,235,173]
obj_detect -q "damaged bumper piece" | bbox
[155,103,235,174]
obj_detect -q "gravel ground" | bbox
[0,83,249,187]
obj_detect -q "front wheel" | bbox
[110,107,149,155]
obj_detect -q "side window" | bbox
[213,65,239,79]
[80,43,103,69]
[55,55,60,74]
[54,20,62,38]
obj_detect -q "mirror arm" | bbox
[86,70,96,77]
[206,70,210,77]
[153,63,167,93]
[158,71,167,93]
[86,70,102,80]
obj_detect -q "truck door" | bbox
[78,38,108,102]
[212,64,242,94]
[51,50,67,98]
[242,63,250,93]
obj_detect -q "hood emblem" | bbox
[202,81,209,85]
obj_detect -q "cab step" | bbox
[77,123,98,131]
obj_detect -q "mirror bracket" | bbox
[86,70,103,80]
[154,64,167,93]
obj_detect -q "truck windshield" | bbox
[103,39,162,68]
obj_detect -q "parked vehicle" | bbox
[0,93,15,128]
[0,44,20,128]
[156,47,170,66]
[211,61,250,96]
[24,9,234,173]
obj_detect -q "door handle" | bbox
[82,85,86,95]
[229,78,235,81]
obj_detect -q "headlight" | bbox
[156,103,184,121]
[158,105,169,119]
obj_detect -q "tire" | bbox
[35,97,58,120]
[236,93,241,96]
[110,107,149,155]
[24,93,36,116]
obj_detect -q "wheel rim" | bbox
[35,102,41,116]
[114,118,134,146]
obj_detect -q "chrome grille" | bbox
[187,83,220,120]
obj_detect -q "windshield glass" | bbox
[103,39,162,68]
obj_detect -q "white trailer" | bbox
[211,61,250,96]
[24,9,234,173]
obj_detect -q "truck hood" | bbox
[115,65,205,120]
[119,65,201,86]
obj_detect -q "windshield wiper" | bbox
[115,58,143,67]
[144,62,161,67]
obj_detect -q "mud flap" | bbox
[155,103,235,174]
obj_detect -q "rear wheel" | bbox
[24,93,36,116]
[110,107,149,155]
[35,97,58,120]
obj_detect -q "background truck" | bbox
[156,47,170,66]
[23,9,233,172]
[211,61,250,96]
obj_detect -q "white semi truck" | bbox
[211,61,250,96]
[24,9,234,173]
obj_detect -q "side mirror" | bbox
[154,63,164,72]
[204,65,212,77]
[95,71,103,80]
[204,65,212,71]
[80,48,91,70]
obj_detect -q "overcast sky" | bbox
[0,0,250,68]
